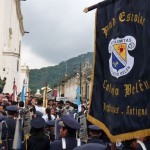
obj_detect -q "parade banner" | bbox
[21,85,25,102]
[13,80,17,102]
[13,116,23,149]
[76,86,81,112]
[87,0,150,142]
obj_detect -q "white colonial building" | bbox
[55,61,93,102]
[20,64,29,96]
[0,0,27,94]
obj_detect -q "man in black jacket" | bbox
[87,125,105,145]
[24,117,50,150]
[2,105,18,150]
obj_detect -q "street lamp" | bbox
[74,63,82,102]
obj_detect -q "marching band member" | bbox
[24,117,50,150]
[2,105,18,150]
[50,114,81,150]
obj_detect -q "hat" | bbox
[6,105,18,112]
[59,115,80,130]
[73,143,107,150]
[0,116,7,122]
[45,120,55,126]
[31,117,45,128]
[35,111,43,117]
[88,125,102,131]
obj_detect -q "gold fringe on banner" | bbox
[87,114,150,142]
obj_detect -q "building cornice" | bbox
[3,51,19,57]
[16,0,24,36]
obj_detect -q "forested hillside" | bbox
[29,52,93,93]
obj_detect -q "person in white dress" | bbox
[42,108,55,121]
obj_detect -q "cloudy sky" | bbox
[21,0,102,69]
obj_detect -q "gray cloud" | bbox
[21,0,101,65]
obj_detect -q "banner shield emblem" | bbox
[109,36,136,78]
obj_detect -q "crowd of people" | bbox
[0,93,149,150]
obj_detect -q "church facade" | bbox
[0,0,25,94]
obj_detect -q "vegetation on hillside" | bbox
[29,52,93,93]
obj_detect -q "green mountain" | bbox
[29,52,94,93]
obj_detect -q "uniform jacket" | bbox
[1,117,16,150]
[2,117,16,140]
[87,136,105,145]
[24,134,50,150]
[50,136,80,150]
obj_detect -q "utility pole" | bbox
[80,63,82,103]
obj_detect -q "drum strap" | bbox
[62,138,66,149]
[77,138,81,146]
[137,140,147,150]
[62,138,81,149]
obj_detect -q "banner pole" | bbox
[83,0,115,13]
[83,4,98,13]
[45,82,48,108]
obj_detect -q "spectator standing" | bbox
[35,99,45,116]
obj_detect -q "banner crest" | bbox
[109,36,136,78]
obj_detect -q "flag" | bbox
[76,86,81,112]
[21,85,25,102]
[43,87,47,108]
[87,0,150,142]
[13,115,23,149]
[13,81,17,102]
[42,82,48,108]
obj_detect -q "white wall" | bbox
[0,0,5,77]
[63,76,79,99]
[0,0,24,94]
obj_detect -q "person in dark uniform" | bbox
[0,116,7,149]
[142,136,150,149]
[50,114,81,150]
[87,125,105,145]
[136,136,150,150]
[45,120,55,143]
[2,105,18,150]
[24,117,50,150]
[73,143,107,150]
